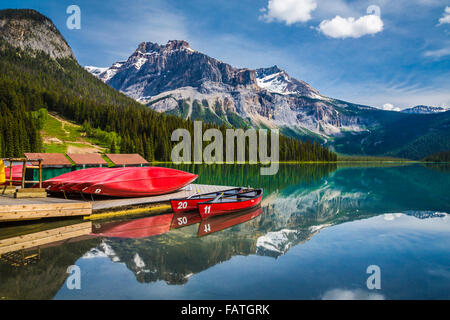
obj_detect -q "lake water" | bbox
[0,164,449,300]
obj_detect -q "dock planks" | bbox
[0,184,235,222]
[0,196,92,222]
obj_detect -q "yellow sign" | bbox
[0,159,5,184]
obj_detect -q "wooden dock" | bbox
[0,184,235,222]
[0,196,92,222]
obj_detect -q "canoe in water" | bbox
[170,187,244,214]
[197,188,263,219]
[81,167,198,197]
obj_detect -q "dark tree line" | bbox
[423,151,450,162]
[0,39,337,162]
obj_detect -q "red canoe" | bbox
[82,167,198,197]
[57,168,133,193]
[92,213,174,238]
[42,167,108,190]
[3,165,23,185]
[197,206,263,237]
[170,187,245,214]
[197,188,263,219]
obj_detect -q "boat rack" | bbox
[3,157,43,188]
[2,157,46,198]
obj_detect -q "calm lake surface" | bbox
[1,164,449,300]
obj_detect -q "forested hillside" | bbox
[0,31,336,162]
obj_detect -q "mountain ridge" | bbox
[0,9,75,59]
[87,40,376,138]
[85,40,450,159]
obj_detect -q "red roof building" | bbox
[66,153,108,167]
[24,153,72,167]
[105,154,149,167]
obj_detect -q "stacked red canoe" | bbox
[2,165,24,185]
[42,167,198,198]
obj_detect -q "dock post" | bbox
[9,161,13,187]
[21,159,26,189]
[39,160,42,188]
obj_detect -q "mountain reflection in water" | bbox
[0,164,448,299]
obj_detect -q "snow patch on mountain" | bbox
[401,105,448,114]
[133,253,146,268]
[82,240,120,262]
[256,71,297,95]
[84,66,108,77]
[256,229,298,256]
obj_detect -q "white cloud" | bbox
[438,6,450,25]
[379,103,401,111]
[322,288,385,300]
[318,13,383,39]
[260,0,317,25]
[424,47,450,58]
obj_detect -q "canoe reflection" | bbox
[92,213,174,239]
[170,211,202,229]
[197,206,262,237]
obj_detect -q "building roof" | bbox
[66,153,108,166]
[24,153,73,167]
[105,154,149,166]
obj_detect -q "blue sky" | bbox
[3,0,450,109]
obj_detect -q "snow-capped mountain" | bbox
[86,40,450,159]
[401,105,448,114]
[255,65,324,99]
[86,40,376,138]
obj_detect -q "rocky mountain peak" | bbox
[256,65,284,77]
[0,9,75,60]
[135,40,193,55]
[165,39,191,50]
[256,65,321,97]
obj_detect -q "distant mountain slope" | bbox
[331,109,450,159]
[401,105,447,114]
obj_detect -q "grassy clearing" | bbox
[40,113,105,153]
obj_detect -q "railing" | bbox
[3,158,43,188]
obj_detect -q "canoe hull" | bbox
[171,198,213,214]
[170,188,243,214]
[82,167,198,197]
[198,189,263,219]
